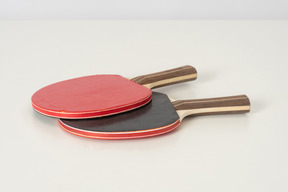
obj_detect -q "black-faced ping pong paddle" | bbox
[58,92,250,140]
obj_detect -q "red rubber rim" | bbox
[58,119,181,140]
[32,94,152,119]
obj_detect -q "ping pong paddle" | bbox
[58,92,250,140]
[32,65,197,119]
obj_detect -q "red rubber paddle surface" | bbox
[32,75,152,118]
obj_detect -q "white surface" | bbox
[1,0,288,19]
[1,21,288,192]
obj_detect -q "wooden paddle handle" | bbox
[172,95,250,118]
[131,65,197,89]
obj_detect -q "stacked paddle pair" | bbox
[32,65,250,140]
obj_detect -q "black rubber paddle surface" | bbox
[60,92,180,132]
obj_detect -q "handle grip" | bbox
[131,65,197,89]
[172,95,250,119]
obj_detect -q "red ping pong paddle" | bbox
[58,92,250,140]
[32,65,197,119]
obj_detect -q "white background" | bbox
[1,1,288,191]
[1,20,288,192]
[0,0,288,19]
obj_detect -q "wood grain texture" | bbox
[131,65,197,89]
[173,95,250,119]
